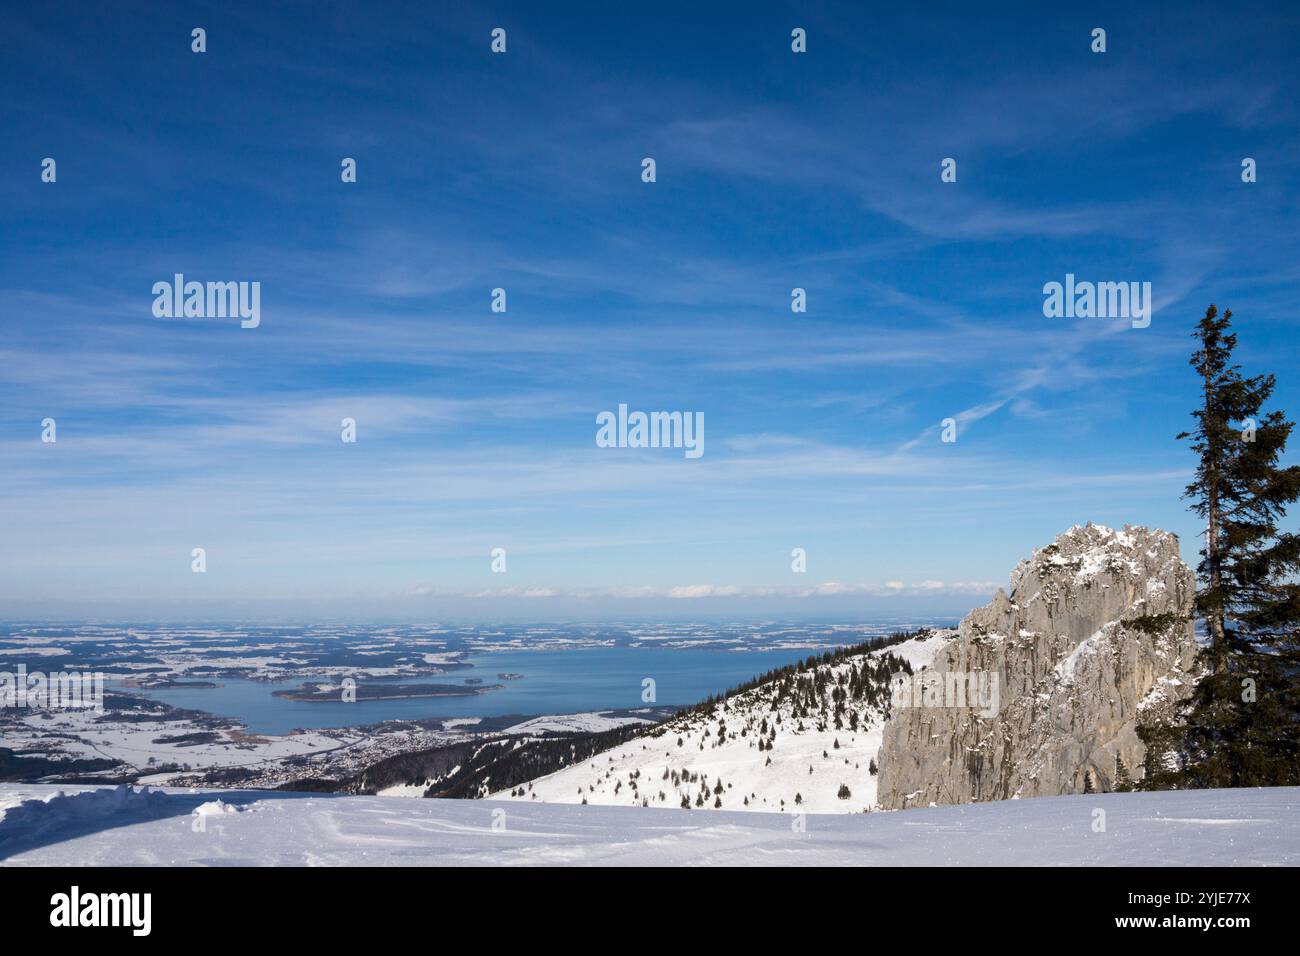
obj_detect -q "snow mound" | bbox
[0,785,175,850]
[193,799,247,817]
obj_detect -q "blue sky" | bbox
[2,1,1299,620]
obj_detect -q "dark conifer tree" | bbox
[1141,306,1300,788]
[1113,753,1131,793]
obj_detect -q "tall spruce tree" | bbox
[1113,754,1131,793]
[1141,305,1300,788]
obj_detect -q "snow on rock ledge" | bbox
[876,524,1198,809]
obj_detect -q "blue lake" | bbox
[125,645,825,735]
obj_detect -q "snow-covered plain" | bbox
[1,783,1295,866]
[6,706,351,770]
[499,711,659,736]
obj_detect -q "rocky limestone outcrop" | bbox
[876,524,1199,809]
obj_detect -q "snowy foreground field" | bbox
[1,783,1297,866]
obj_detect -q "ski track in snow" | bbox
[0,783,1296,866]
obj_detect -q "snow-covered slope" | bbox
[489,631,950,813]
[1,783,1296,866]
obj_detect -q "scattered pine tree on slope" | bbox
[1140,305,1300,789]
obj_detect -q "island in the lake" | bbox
[122,678,222,689]
[272,682,502,702]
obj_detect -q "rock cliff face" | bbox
[876,524,1198,809]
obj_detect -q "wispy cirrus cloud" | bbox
[2,3,1296,618]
